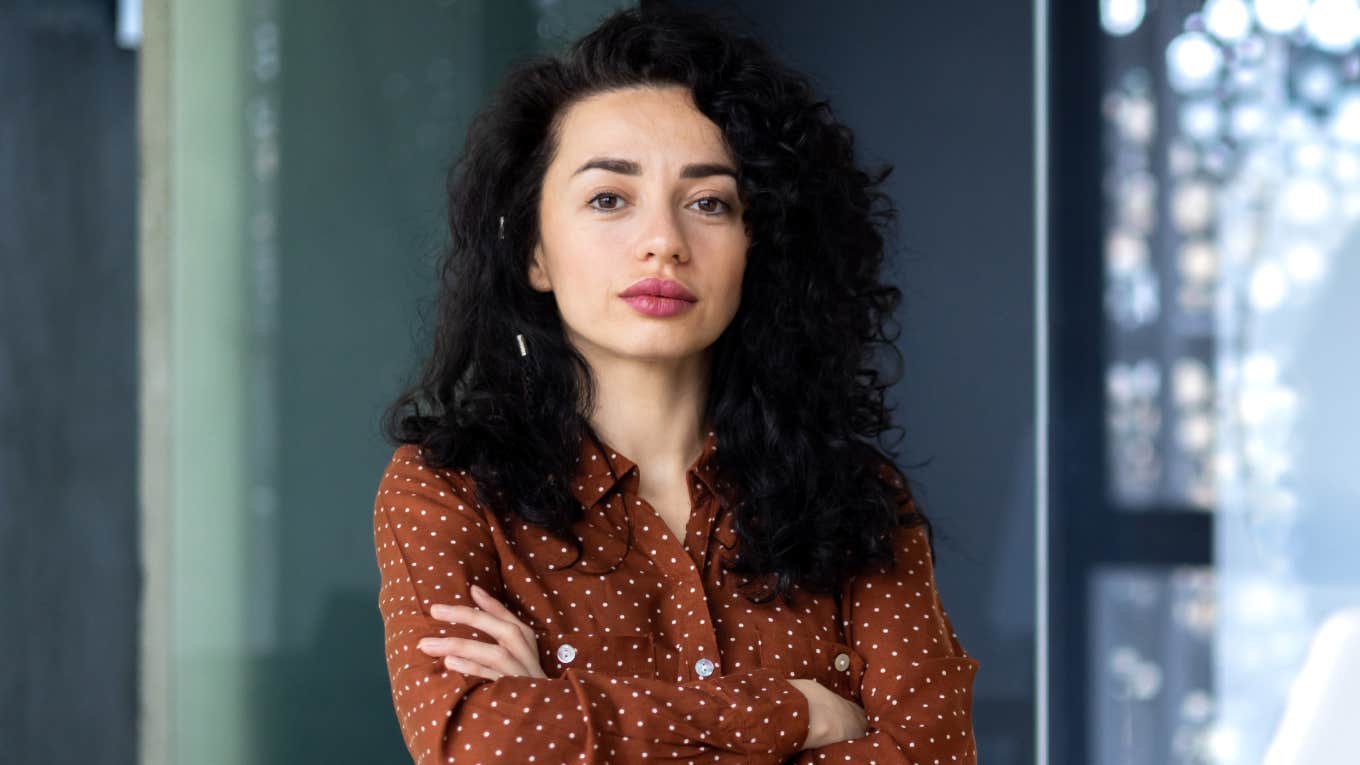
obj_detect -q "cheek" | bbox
[716,252,747,308]
[548,254,614,321]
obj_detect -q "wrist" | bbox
[787,678,822,750]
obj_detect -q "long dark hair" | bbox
[382,0,931,606]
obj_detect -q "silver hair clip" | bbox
[498,215,505,241]
[515,333,528,357]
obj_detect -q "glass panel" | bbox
[1101,0,1218,511]
[1089,566,1215,765]
[1094,1,1360,762]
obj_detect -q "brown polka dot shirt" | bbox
[373,429,979,764]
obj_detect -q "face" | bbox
[528,84,749,368]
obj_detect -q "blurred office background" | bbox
[2,0,1357,763]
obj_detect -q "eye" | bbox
[690,196,732,216]
[588,192,625,212]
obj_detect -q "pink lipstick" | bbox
[619,277,697,317]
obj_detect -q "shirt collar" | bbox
[569,427,736,511]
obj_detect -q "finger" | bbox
[469,585,537,644]
[428,604,539,671]
[444,654,503,681]
[431,603,521,645]
[424,636,530,678]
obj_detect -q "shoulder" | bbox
[374,443,490,522]
[866,452,921,517]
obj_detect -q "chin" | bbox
[612,339,711,364]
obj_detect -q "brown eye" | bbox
[691,196,730,215]
[588,192,623,211]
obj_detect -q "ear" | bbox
[527,241,553,293]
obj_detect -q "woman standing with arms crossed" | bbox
[373,4,979,762]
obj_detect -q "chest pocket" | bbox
[537,631,659,680]
[755,624,866,702]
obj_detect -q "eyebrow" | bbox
[571,157,738,180]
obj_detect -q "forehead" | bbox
[552,85,732,167]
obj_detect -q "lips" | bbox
[619,277,697,302]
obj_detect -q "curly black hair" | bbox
[381,0,931,607]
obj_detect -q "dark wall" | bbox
[679,2,1038,760]
[0,2,140,764]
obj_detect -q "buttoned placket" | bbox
[572,430,731,684]
[616,468,724,681]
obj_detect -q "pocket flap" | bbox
[538,631,658,679]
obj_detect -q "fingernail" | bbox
[470,584,485,596]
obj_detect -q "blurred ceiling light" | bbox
[1249,260,1289,310]
[1283,242,1326,283]
[1332,149,1360,181]
[1297,63,1339,104]
[1173,182,1216,231]
[1102,0,1147,36]
[1305,0,1360,53]
[1180,99,1222,141]
[1229,100,1270,140]
[1291,140,1329,172]
[1281,176,1333,222]
[1329,90,1360,142]
[1168,31,1226,92]
[1254,0,1309,34]
[1206,0,1255,42]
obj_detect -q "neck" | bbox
[580,349,712,486]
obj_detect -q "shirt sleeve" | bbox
[373,445,810,765]
[788,475,980,763]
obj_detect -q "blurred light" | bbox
[1231,61,1265,88]
[1254,0,1309,34]
[1178,413,1215,450]
[1207,724,1243,762]
[1121,170,1158,233]
[1182,689,1214,722]
[1179,240,1217,283]
[1117,93,1157,144]
[1169,141,1200,176]
[1167,31,1225,92]
[1333,150,1360,181]
[1244,352,1279,384]
[1283,243,1326,283]
[1292,140,1328,172]
[1305,0,1360,53]
[1107,231,1149,274]
[1297,63,1339,104]
[1283,107,1316,138]
[1206,0,1254,42]
[1329,90,1360,143]
[1249,261,1288,310]
[1281,177,1333,222]
[1102,0,1147,36]
[1180,99,1222,141]
[1174,358,1212,406]
[1172,181,1215,232]
[1230,100,1270,140]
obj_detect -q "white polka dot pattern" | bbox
[372,432,978,764]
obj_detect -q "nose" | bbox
[638,203,689,264]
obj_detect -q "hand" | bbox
[788,678,868,750]
[416,583,547,680]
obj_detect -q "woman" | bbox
[372,3,979,763]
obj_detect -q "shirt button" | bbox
[833,652,851,672]
[557,643,577,664]
[694,657,715,678]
